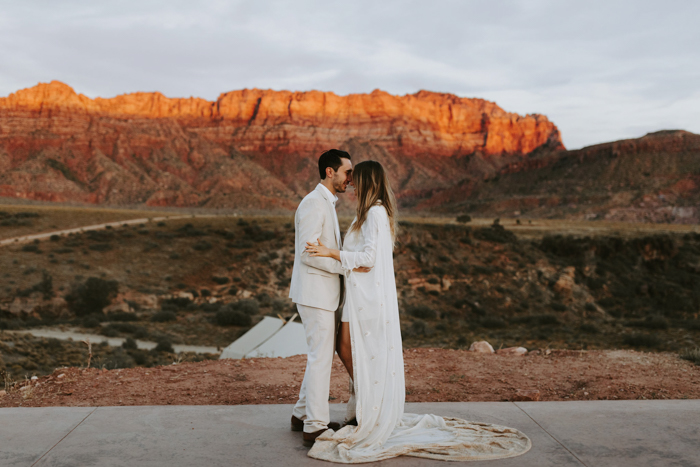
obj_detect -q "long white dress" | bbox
[308,205,531,463]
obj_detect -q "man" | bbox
[289,149,363,447]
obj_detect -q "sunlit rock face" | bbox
[0,81,563,210]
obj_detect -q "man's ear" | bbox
[326,167,335,179]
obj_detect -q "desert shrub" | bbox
[627,316,669,330]
[21,244,42,253]
[130,349,149,365]
[407,305,436,320]
[133,327,149,339]
[82,316,101,328]
[240,299,261,315]
[151,311,177,322]
[622,333,661,348]
[471,265,494,275]
[682,320,700,331]
[101,326,120,337]
[679,348,700,365]
[551,303,567,312]
[511,314,560,326]
[456,214,472,223]
[215,309,252,327]
[50,234,60,242]
[271,299,288,312]
[456,335,468,347]
[243,225,276,242]
[427,277,439,285]
[481,317,506,329]
[154,338,174,353]
[212,276,230,285]
[161,297,192,311]
[580,324,599,334]
[192,241,213,251]
[65,277,119,316]
[17,271,54,300]
[473,224,517,244]
[122,337,138,350]
[39,337,64,350]
[169,253,181,260]
[107,312,138,322]
[584,303,597,312]
[0,319,21,330]
[432,266,446,276]
[89,243,112,251]
[537,314,560,325]
[110,323,145,334]
[200,289,211,297]
[53,248,74,254]
[228,286,239,295]
[177,223,205,237]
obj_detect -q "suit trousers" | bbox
[292,303,338,433]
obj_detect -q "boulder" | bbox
[553,274,575,295]
[468,341,495,353]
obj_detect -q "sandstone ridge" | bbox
[0,81,563,210]
[1,81,562,157]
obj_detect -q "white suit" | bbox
[290,183,343,433]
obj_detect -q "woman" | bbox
[305,161,530,463]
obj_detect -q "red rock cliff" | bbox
[0,81,563,209]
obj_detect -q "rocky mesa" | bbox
[0,81,562,210]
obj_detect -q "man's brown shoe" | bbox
[303,428,327,447]
[292,416,340,432]
[291,415,304,432]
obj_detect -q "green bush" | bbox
[456,215,472,223]
[212,276,230,285]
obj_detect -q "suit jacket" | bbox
[289,184,344,311]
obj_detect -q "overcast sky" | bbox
[1,0,698,149]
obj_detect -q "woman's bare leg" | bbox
[336,322,353,378]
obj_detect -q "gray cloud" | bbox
[1,0,698,148]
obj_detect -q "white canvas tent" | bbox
[219,315,307,359]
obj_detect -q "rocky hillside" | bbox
[0,81,562,211]
[423,130,700,224]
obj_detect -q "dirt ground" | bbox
[2,348,698,408]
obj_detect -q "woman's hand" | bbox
[306,238,334,258]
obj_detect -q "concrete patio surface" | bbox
[1,400,698,467]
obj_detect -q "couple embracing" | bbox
[288,149,531,463]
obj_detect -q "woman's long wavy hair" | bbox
[349,160,398,246]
